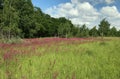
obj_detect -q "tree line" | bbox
[0,0,120,39]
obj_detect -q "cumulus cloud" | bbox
[45,0,120,29]
[105,0,115,4]
[101,6,120,18]
[45,1,100,26]
[71,0,115,5]
[100,6,120,29]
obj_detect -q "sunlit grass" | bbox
[0,37,120,79]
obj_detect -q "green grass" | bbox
[0,38,120,79]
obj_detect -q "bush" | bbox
[0,37,23,44]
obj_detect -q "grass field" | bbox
[0,37,120,79]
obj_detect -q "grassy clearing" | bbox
[0,38,120,79]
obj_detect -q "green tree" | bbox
[0,0,3,9]
[98,19,110,37]
[58,22,71,38]
[58,17,73,38]
[72,25,80,37]
[109,26,117,36]
[89,26,98,37]
[33,7,46,37]
[79,24,89,37]
[0,0,3,38]
[117,30,120,37]
[17,0,36,38]
[1,0,21,39]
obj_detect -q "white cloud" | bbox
[71,0,78,4]
[45,1,100,27]
[101,6,120,18]
[105,0,115,4]
[71,0,115,5]
[45,0,120,29]
[100,6,120,29]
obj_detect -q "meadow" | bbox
[0,37,120,79]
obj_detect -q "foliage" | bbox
[98,18,110,37]
[109,27,117,36]
[0,0,120,40]
[89,26,98,37]
[0,37,23,44]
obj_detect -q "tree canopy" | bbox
[0,0,120,39]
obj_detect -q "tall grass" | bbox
[0,38,120,79]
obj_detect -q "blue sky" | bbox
[32,0,120,29]
[32,0,120,12]
[32,0,70,11]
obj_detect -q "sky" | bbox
[32,0,120,29]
